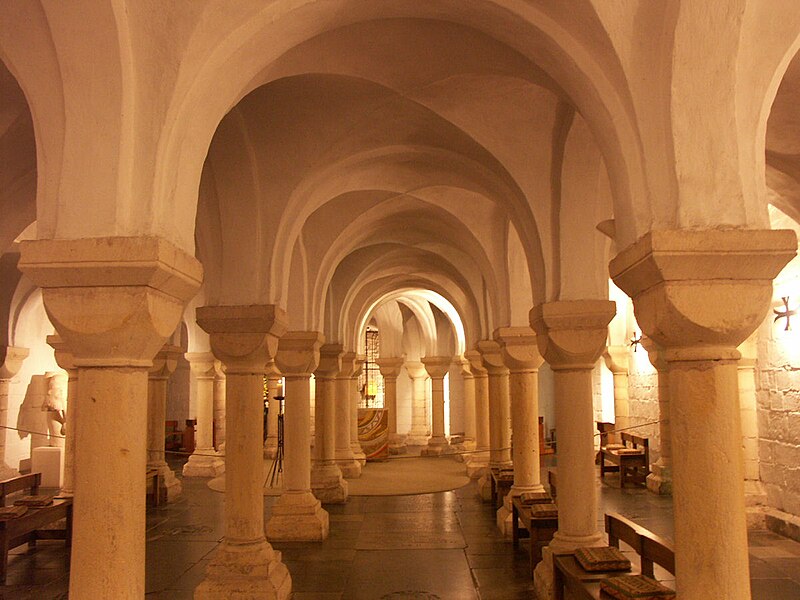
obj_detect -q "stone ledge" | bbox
[764,507,800,543]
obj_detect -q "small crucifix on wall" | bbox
[629,331,643,352]
[773,296,797,332]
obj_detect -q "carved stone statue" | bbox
[43,371,68,446]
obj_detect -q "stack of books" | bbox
[530,502,558,518]
[519,491,551,505]
[574,546,631,572]
[600,574,675,599]
[13,494,55,507]
[0,505,28,520]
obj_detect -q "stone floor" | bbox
[3,457,800,599]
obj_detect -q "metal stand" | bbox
[266,395,284,488]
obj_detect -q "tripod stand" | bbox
[265,394,284,488]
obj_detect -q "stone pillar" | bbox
[376,357,406,454]
[0,346,28,480]
[194,305,291,599]
[267,331,329,541]
[183,353,225,478]
[738,336,767,527]
[335,352,361,478]
[603,345,631,433]
[464,351,490,478]
[642,340,673,495]
[610,229,796,600]
[264,364,281,459]
[350,355,366,465]
[496,327,545,536]
[19,236,202,600]
[213,367,226,451]
[47,337,76,495]
[311,344,347,504]
[530,300,616,600]
[477,340,512,469]
[147,344,183,502]
[420,356,451,456]
[456,357,477,451]
[404,361,430,445]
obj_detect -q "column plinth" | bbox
[496,327,545,536]
[267,332,329,541]
[183,353,225,478]
[377,357,407,454]
[0,347,28,480]
[464,351,489,479]
[147,345,183,501]
[19,236,203,600]
[420,357,452,456]
[311,344,347,504]
[610,229,796,600]
[194,304,291,599]
[530,300,616,600]
[335,352,361,477]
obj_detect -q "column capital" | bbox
[455,357,473,379]
[476,339,509,375]
[495,326,544,372]
[421,356,452,379]
[463,350,487,377]
[316,343,344,378]
[603,344,630,374]
[376,356,405,379]
[196,304,287,374]
[185,351,218,377]
[275,331,324,377]
[404,360,427,379]
[150,344,182,379]
[337,351,359,378]
[610,229,796,360]
[641,338,667,371]
[19,237,203,367]
[529,300,616,370]
[0,346,29,379]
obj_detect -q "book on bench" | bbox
[0,505,28,520]
[519,491,552,505]
[13,494,55,507]
[574,545,631,572]
[613,448,644,455]
[600,574,675,599]
[530,502,558,518]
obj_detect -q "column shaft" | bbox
[183,354,224,478]
[264,371,280,458]
[335,353,361,477]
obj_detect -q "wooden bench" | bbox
[599,432,649,488]
[511,495,558,576]
[146,468,162,507]
[548,468,557,500]
[553,512,675,600]
[489,467,514,510]
[0,473,73,584]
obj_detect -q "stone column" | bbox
[530,300,616,600]
[350,355,366,465]
[147,344,183,502]
[0,346,28,480]
[376,357,406,454]
[477,340,512,469]
[642,340,673,495]
[47,337,76,495]
[738,336,767,526]
[183,353,225,478]
[311,343,347,504]
[267,331,329,541]
[194,305,291,599]
[456,357,477,451]
[496,327,545,536]
[603,345,631,433]
[464,351,490,478]
[335,352,361,478]
[405,361,430,445]
[610,229,796,600]
[213,367,226,451]
[264,364,281,459]
[19,236,202,600]
[421,356,451,456]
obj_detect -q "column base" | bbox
[311,463,348,504]
[335,454,362,478]
[182,450,225,478]
[533,532,606,600]
[194,539,291,600]
[646,461,672,495]
[420,438,450,456]
[745,480,768,529]
[266,491,330,541]
[477,473,492,501]
[405,431,430,446]
[465,454,489,479]
[388,433,407,455]
[350,443,366,466]
[496,495,514,538]
[149,461,183,502]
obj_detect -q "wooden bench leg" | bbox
[0,535,8,584]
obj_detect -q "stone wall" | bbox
[626,352,661,463]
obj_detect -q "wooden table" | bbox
[0,497,73,583]
[511,496,558,576]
